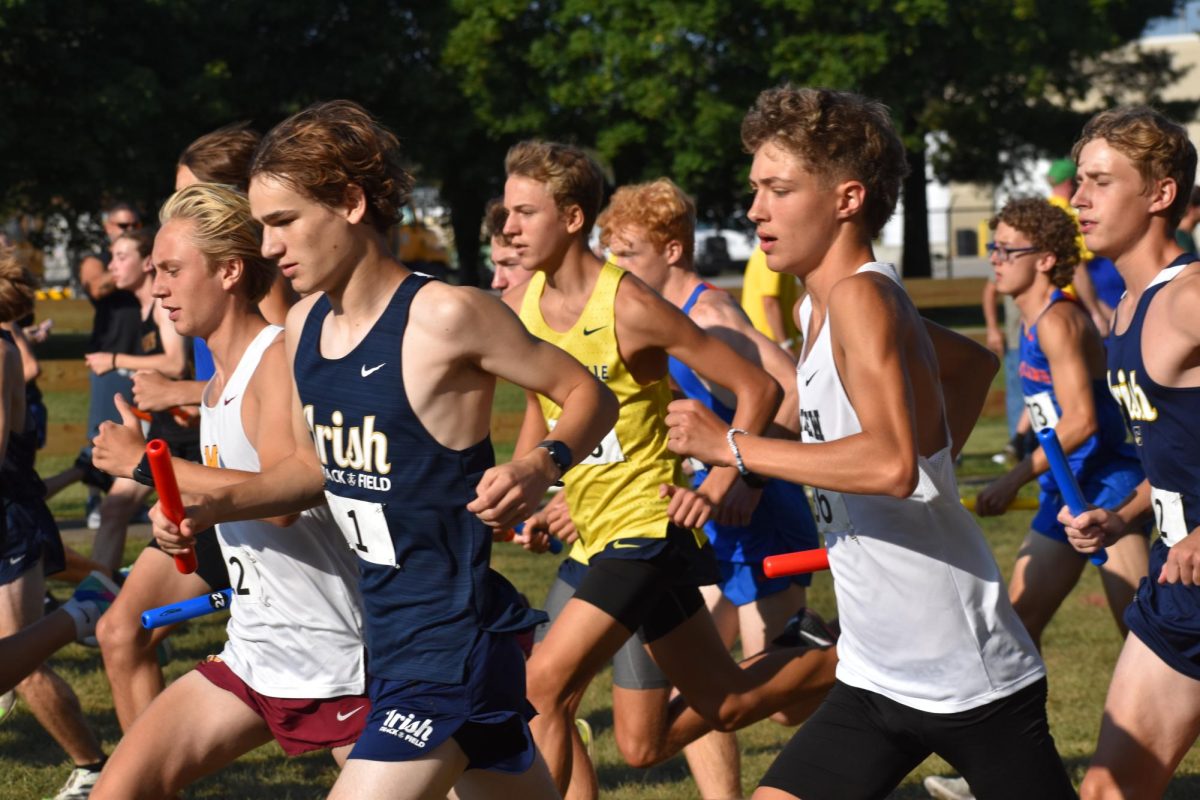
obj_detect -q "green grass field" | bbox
[5,379,1199,798]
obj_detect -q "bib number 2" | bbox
[1152,486,1189,548]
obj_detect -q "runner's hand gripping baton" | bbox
[495,522,564,554]
[140,589,233,630]
[1035,428,1108,566]
[146,439,198,574]
[763,548,831,579]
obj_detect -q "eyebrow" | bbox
[260,210,295,225]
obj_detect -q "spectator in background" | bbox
[1173,185,1200,253]
[484,197,530,293]
[740,246,800,357]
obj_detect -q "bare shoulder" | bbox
[283,291,324,333]
[828,270,910,322]
[615,270,682,327]
[1039,296,1091,340]
[410,280,501,330]
[247,332,291,400]
[1163,264,1200,341]
[688,287,749,330]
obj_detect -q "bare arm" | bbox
[760,294,789,346]
[0,321,39,382]
[667,274,919,498]
[981,280,1004,357]
[924,319,998,458]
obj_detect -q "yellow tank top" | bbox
[519,262,689,560]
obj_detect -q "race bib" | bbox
[1151,486,1190,548]
[1025,391,1060,430]
[226,547,263,605]
[811,487,851,534]
[549,419,626,466]
[324,492,397,567]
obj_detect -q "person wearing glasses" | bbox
[975,198,1151,648]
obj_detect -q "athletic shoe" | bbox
[0,690,16,726]
[772,607,839,649]
[923,775,975,800]
[574,718,594,758]
[45,766,100,800]
[64,571,120,646]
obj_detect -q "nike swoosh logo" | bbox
[8,556,21,565]
[336,705,366,722]
[582,326,607,336]
[223,395,237,405]
[361,363,386,378]
[803,371,818,386]
[612,541,639,550]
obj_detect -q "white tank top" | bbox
[798,262,1043,713]
[200,325,365,699]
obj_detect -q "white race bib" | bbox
[549,419,626,466]
[1151,486,1190,548]
[225,547,264,605]
[1025,391,1060,430]
[811,487,851,534]
[324,492,397,567]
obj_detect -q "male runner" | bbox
[975,197,1149,648]
[597,177,825,798]
[92,183,368,799]
[664,86,1073,798]
[1060,105,1200,799]
[485,198,529,293]
[503,140,837,796]
[150,100,616,799]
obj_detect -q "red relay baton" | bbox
[763,548,830,578]
[146,439,197,574]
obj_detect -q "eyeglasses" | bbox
[986,243,1040,262]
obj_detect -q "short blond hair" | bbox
[1072,106,1197,226]
[505,140,605,237]
[598,178,696,263]
[0,247,36,323]
[159,183,275,304]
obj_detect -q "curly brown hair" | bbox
[0,247,36,323]
[741,86,909,238]
[1072,106,1197,227]
[178,123,262,191]
[990,198,1080,288]
[484,197,510,243]
[251,100,414,234]
[505,140,605,237]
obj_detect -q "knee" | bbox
[613,722,667,768]
[524,658,572,714]
[1080,769,1138,800]
[97,609,150,660]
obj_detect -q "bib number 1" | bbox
[324,492,398,567]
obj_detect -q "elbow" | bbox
[878,458,919,498]
[266,513,302,527]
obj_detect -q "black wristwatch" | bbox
[535,439,573,481]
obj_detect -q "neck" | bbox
[660,264,702,308]
[133,278,155,313]
[541,238,603,296]
[1111,223,1184,300]
[1012,278,1056,325]
[798,228,877,316]
[205,301,269,379]
[325,233,409,318]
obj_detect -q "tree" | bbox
[445,0,1193,276]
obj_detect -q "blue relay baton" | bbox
[141,589,234,630]
[497,522,564,554]
[1035,428,1108,566]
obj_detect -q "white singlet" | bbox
[200,325,365,699]
[797,262,1043,713]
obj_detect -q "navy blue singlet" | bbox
[0,329,44,504]
[294,274,543,684]
[1107,254,1200,545]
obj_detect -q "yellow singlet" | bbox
[519,262,696,560]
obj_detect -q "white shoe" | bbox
[924,775,975,800]
[86,507,101,530]
[45,766,100,800]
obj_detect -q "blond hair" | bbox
[741,86,908,238]
[0,247,36,323]
[1072,106,1197,226]
[598,178,696,263]
[159,183,275,304]
[505,140,605,237]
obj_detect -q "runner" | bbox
[664,86,1074,798]
[148,99,616,799]
[503,140,837,797]
[91,183,368,799]
[1060,105,1200,799]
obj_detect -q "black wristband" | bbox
[131,453,156,488]
[740,471,768,489]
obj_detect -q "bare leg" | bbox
[91,671,272,800]
[1007,530,1087,651]
[48,545,111,585]
[97,546,210,730]
[91,477,152,573]
[329,738,469,800]
[42,465,84,500]
[0,610,78,695]
[680,586,742,799]
[1096,532,1150,638]
[453,750,559,800]
[0,564,104,765]
[1080,632,1200,799]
